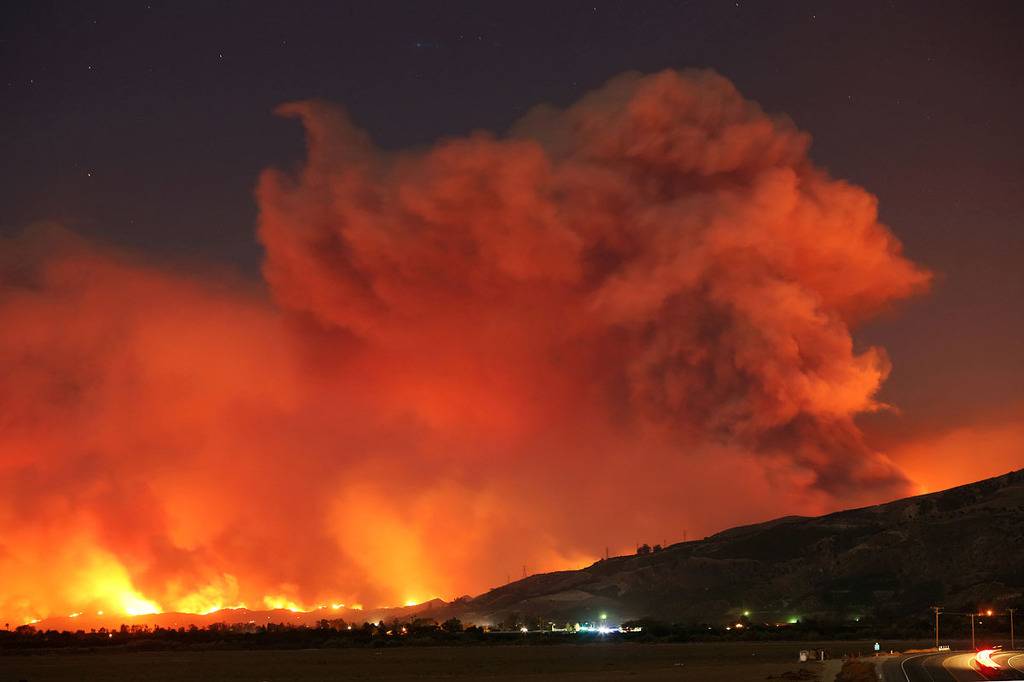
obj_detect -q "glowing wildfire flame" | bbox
[262,595,311,613]
[122,595,162,617]
[13,555,360,624]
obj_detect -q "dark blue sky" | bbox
[3,0,1022,436]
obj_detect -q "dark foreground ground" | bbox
[0,640,925,681]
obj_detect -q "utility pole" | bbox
[930,606,942,649]
[1009,608,1016,650]
[971,613,976,650]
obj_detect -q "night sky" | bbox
[1,1,1023,623]
[5,2,1022,434]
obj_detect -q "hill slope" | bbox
[441,469,1024,626]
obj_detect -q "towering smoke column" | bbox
[0,70,929,626]
[258,69,929,494]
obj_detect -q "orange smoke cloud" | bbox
[0,70,931,626]
[879,408,1024,496]
[258,70,929,493]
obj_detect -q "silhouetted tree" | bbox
[441,617,463,633]
[637,543,651,555]
[498,612,523,631]
[317,618,348,630]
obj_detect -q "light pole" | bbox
[971,613,976,650]
[931,606,942,649]
[1010,608,1016,650]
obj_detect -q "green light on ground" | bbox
[788,616,799,624]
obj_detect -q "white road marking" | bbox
[900,652,941,682]
[941,652,984,681]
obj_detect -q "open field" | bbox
[0,640,925,681]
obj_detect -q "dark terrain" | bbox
[430,468,1024,626]
[0,640,881,681]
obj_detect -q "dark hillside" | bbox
[437,469,1024,626]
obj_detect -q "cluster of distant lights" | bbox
[720,610,803,629]
[518,614,641,635]
[572,614,642,635]
[514,610,823,634]
[569,624,637,634]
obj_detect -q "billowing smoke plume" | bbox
[0,70,930,625]
[258,69,928,492]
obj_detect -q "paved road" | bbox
[881,650,1024,681]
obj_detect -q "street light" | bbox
[931,607,1019,651]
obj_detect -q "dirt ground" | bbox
[0,640,909,681]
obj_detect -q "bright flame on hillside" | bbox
[122,595,162,617]
[62,552,163,617]
[262,595,313,613]
[168,576,246,615]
